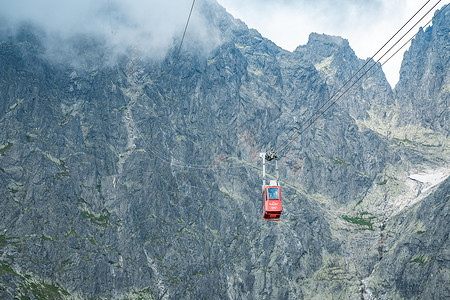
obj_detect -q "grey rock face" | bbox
[294,33,393,121]
[365,177,450,300]
[0,1,448,299]
[395,7,450,134]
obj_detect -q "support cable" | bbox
[133,0,446,170]
[274,0,443,155]
[276,0,434,154]
[168,0,196,80]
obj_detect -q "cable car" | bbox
[263,182,282,221]
[260,152,282,221]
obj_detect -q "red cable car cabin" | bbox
[262,184,282,221]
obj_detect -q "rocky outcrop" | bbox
[394,7,449,134]
[364,177,450,300]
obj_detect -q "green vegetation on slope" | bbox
[0,142,13,156]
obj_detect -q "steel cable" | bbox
[274,0,443,155]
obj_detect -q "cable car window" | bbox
[268,187,279,199]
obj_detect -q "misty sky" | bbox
[0,0,220,63]
[0,0,446,86]
[217,0,447,87]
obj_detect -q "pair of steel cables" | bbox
[274,0,447,156]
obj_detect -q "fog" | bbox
[0,0,221,64]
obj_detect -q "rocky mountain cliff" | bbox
[395,8,449,134]
[0,1,448,299]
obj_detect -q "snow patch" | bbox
[392,167,449,214]
[408,168,449,193]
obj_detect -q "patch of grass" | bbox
[410,254,428,264]
[9,188,19,194]
[393,137,416,146]
[394,137,412,143]
[82,209,111,228]
[76,196,89,206]
[377,179,388,185]
[3,265,71,298]
[58,117,71,127]
[0,261,15,275]
[64,228,79,238]
[422,143,439,148]
[331,158,351,166]
[131,285,154,298]
[191,270,205,276]
[54,170,70,180]
[44,282,69,297]
[96,179,102,194]
[40,235,53,241]
[29,281,70,299]
[54,160,70,180]
[0,234,6,248]
[341,215,373,229]
[0,142,13,156]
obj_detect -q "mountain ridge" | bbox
[0,1,448,299]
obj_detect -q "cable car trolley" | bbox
[260,152,282,221]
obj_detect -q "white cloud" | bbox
[0,0,445,83]
[217,0,446,87]
[0,0,221,64]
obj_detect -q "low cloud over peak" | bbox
[0,0,221,65]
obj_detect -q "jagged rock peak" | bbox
[293,32,351,53]
[394,4,449,133]
[307,32,349,47]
